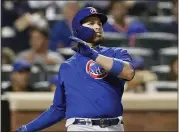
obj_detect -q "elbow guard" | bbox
[109,58,124,76]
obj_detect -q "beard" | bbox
[93,38,103,46]
[89,34,104,46]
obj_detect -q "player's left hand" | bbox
[69,36,99,60]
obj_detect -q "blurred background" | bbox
[1,0,178,132]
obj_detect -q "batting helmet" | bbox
[72,7,107,42]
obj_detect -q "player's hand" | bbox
[16,125,27,132]
[69,36,99,60]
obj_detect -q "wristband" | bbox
[110,58,124,76]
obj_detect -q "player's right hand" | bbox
[69,36,99,60]
[16,125,27,132]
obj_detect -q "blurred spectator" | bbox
[48,75,58,92]
[161,0,178,35]
[14,13,48,32]
[2,0,33,27]
[16,26,65,65]
[27,1,66,20]
[167,57,178,81]
[83,1,110,14]
[1,0,34,52]
[49,1,80,51]
[2,0,51,53]
[2,60,34,92]
[2,47,16,64]
[27,1,65,9]
[128,1,158,16]
[103,1,147,46]
[125,56,158,93]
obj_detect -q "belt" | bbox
[73,118,124,128]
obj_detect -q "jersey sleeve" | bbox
[24,64,66,132]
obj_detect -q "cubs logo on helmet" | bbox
[86,60,108,79]
[90,8,97,14]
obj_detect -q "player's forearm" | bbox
[96,54,135,80]
[95,54,113,70]
[22,105,65,132]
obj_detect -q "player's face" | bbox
[82,16,103,44]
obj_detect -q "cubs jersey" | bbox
[22,46,133,132]
[58,46,133,118]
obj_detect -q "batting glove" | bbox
[16,125,27,132]
[69,36,99,60]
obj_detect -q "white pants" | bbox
[65,117,124,131]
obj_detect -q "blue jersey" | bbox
[59,46,132,118]
[24,46,133,132]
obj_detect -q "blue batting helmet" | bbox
[72,7,107,41]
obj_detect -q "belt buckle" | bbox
[86,119,92,126]
[99,118,106,128]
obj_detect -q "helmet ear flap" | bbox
[72,29,79,38]
[72,26,95,42]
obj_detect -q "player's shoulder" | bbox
[102,46,128,53]
[59,55,76,70]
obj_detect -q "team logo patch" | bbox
[90,8,97,14]
[86,60,108,79]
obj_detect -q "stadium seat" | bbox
[33,81,50,91]
[30,65,46,84]
[2,64,46,84]
[135,32,177,50]
[103,32,128,47]
[1,65,13,81]
[134,32,177,63]
[145,16,174,32]
[159,47,178,65]
[2,27,16,45]
[121,47,155,69]
[146,81,177,93]
[1,81,11,93]
[151,65,170,80]
[57,48,75,59]
[157,2,172,16]
[47,13,64,28]
[45,65,60,80]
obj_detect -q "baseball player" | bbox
[16,7,135,132]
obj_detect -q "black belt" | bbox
[73,118,124,128]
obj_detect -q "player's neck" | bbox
[87,42,93,48]
[87,42,99,49]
